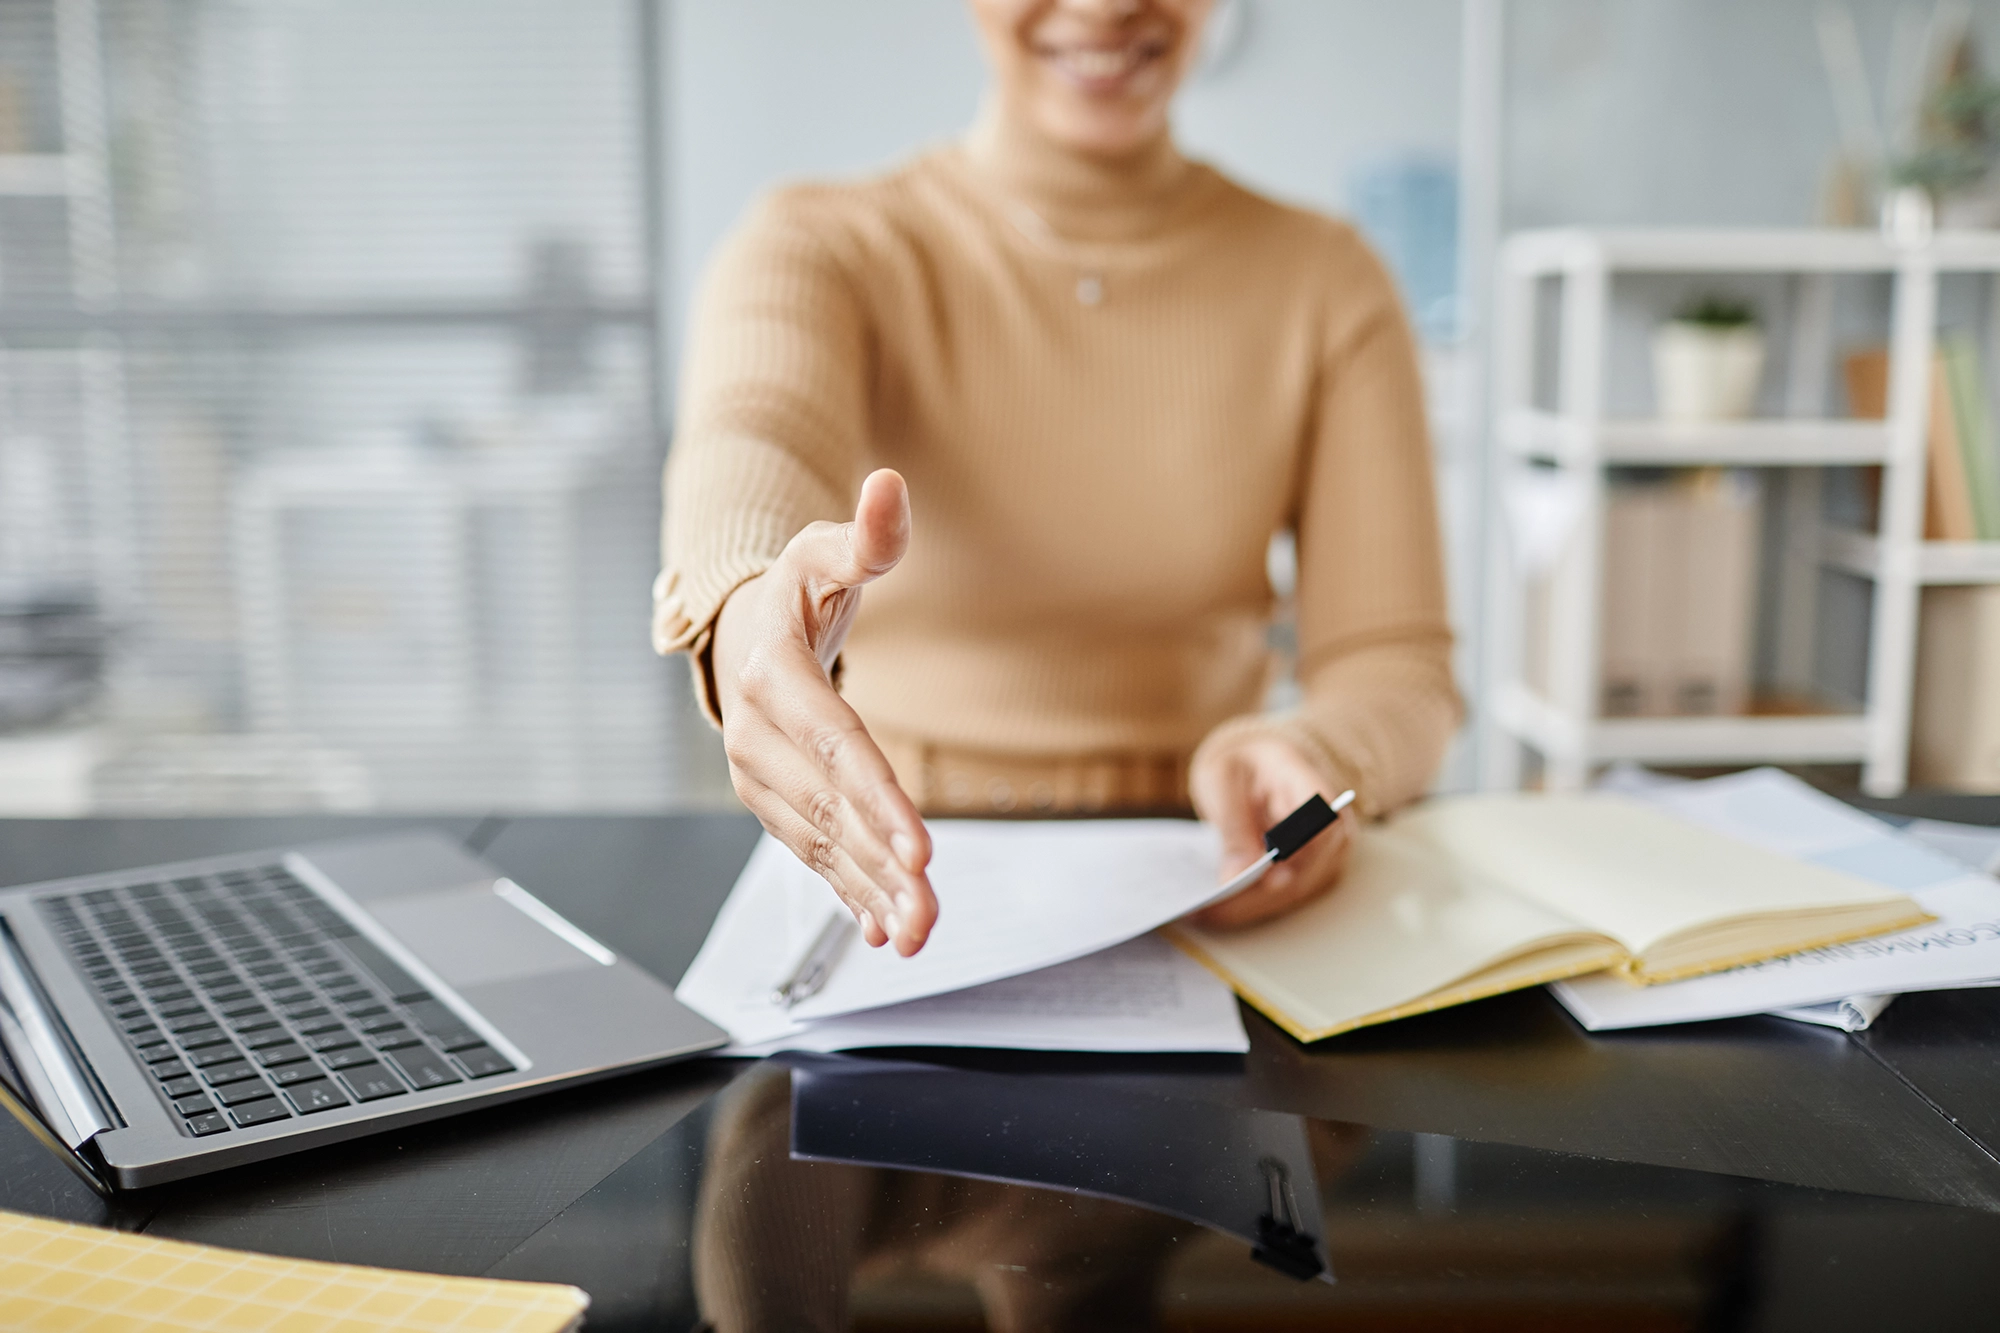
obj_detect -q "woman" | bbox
[653,0,1459,958]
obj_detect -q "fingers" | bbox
[850,468,911,577]
[756,652,930,863]
[783,468,911,593]
[1192,821,1350,930]
[723,663,936,954]
[1188,749,1270,878]
[1187,733,1352,930]
[735,773,897,949]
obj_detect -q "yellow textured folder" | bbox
[1171,792,1932,1043]
[0,1209,587,1332]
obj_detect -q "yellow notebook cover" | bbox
[0,1209,587,1332]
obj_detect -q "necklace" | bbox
[1001,200,1107,307]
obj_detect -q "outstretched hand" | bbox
[1188,734,1352,929]
[710,469,937,956]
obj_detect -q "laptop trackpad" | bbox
[370,886,595,990]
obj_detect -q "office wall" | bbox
[1506,0,2000,230]
[667,0,2000,340]
[662,0,1463,373]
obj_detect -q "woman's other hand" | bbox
[710,469,937,956]
[1187,734,1352,929]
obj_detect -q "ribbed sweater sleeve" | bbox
[653,190,869,721]
[1192,243,1462,816]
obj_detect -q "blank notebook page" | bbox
[0,1209,587,1332]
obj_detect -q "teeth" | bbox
[1054,46,1144,80]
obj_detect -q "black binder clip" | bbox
[1252,1155,1327,1282]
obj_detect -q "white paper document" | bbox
[1904,818,2000,876]
[677,821,1232,1046]
[1767,993,1896,1032]
[728,933,1249,1056]
[1553,769,2000,1030]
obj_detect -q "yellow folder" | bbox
[0,1209,587,1332]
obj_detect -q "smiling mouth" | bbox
[1037,41,1169,90]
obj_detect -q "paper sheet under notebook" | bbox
[729,933,1248,1056]
[1553,769,2000,1029]
[678,823,1235,1047]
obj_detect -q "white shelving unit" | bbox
[1479,226,2000,797]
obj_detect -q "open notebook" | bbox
[1170,792,1931,1042]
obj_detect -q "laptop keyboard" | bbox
[36,863,517,1138]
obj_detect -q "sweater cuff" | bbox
[1192,711,1374,819]
[652,557,777,730]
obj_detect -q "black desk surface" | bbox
[3,793,1998,1325]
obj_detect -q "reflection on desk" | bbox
[487,1055,1999,1332]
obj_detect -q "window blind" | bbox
[0,0,727,813]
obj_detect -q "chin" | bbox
[1035,103,1167,158]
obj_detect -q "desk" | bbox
[3,796,1999,1324]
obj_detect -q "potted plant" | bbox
[1652,295,1765,423]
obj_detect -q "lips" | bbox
[1037,40,1167,92]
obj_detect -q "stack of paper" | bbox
[1553,768,2000,1031]
[676,822,1250,1055]
[677,768,1993,1054]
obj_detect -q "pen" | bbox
[1213,789,1356,900]
[770,912,857,1008]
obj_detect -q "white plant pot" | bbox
[1652,322,1766,422]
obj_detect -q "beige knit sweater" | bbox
[654,118,1460,817]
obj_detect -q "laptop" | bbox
[0,831,728,1190]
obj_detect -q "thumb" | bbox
[1192,755,1267,878]
[849,468,910,579]
[788,468,912,592]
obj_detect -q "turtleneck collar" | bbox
[959,101,1203,244]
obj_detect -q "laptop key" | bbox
[304,1030,358,1053]
[172,1094,215,1117]
[269,1063,325,1087]
[177,1028,232,1051]
[452,1045,515,1079]
[149,1060,190,1082]
[284,1080,351,1114]
[163,1076,202,1099]
[185,1112,230,1136]
[338,1064,407,1102]
[368,1028,421,1051]
[214,1077,274,1107]
[218,997,266,1018]
[156,1000,205,1019]
[228,1011,279,1034]
[322,1047,379,1071]
[243,1028,295,1050]
[201,1060,257,1086]
[189,1044,246,1069]
[385,1047,462,1090]
[435,1030,486,1053]
[256,1044,309,1067]
[167,1012,220,1034]
[230,1098,291,1128]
